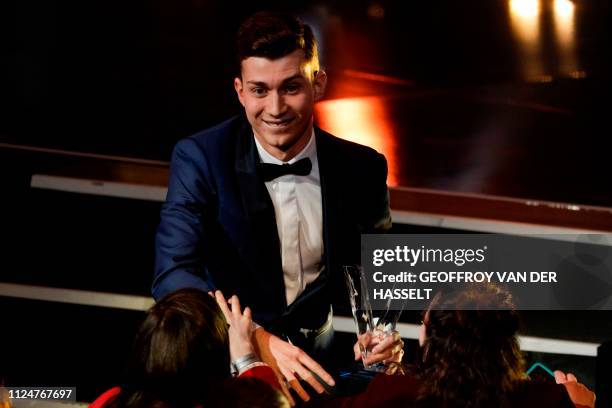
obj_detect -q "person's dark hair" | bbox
[106,288,230,408]
[235,11,319,76]
[417,283,525,408]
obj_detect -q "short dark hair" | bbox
[235,11,319,74]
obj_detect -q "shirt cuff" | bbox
[237,361,269,376]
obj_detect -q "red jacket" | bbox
[89,364,280,408]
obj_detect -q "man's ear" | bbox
[234,77,245,107]
[313,70,327,102]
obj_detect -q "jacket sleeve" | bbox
[367,152,392,233]
[152,138,217,300]
[89,386,121,408]
[238,363,282,390]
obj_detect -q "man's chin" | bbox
[257,131,298,147]
[259,124,295,137]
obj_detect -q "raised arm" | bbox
[153,138,216,300]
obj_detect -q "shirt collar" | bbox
[254,127,317,165]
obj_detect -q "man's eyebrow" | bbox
[245,80,268,86]
[246,74,304,86]
[280,74,304,84]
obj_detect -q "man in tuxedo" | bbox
[153,11,397,403]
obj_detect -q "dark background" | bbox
[2,0,611,205]
[1,0,611,403]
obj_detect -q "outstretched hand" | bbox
[213,291,255,361]
[253,328,335,405]
[554,370,596,408]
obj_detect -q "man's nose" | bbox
[267,91,287,117]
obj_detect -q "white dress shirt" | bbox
[254,129,324,306]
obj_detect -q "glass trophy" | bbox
[343,265,406,371]
[344,265,375,368]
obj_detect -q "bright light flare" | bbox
[509,0,540,19]
[554,0,574,19]
[509,0,540,42]
[315,97,399,186]
[553,0,578,76]
[509,0,543,80]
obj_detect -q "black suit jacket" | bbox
[153,115,391,330]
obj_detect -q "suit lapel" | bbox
[315,127,341,280]
[234,121,287,308]
[235,121,274,216]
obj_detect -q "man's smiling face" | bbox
[234,49,326,161]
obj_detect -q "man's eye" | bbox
[285,84,300,94]
[251,88,267,96]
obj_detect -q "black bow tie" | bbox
[258,157,312,182]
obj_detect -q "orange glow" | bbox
[553,0,578,76]
[510,0,540,19]
[554,0,574,18]
[509,0,544,80]
[315,97,399,186]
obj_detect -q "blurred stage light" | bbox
[315,97,398,186]
[509,0,540,42]
[509,0,544,80]
[554,0,575,43]
[554,0,574,19]
[509,0,540,19]
[553,0,579,77]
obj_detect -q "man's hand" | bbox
[554,370,596,408]
[214,291,255,361]
[252,328,335,405]
[353,329,404,367]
